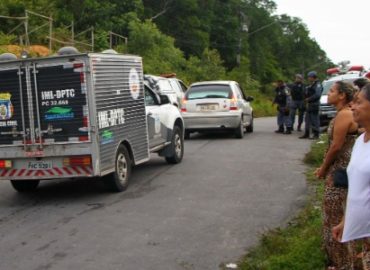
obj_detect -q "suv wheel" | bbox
[165,126,184,164]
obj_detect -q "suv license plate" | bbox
[27,161,53,170]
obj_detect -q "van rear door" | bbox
[0,61,89,147]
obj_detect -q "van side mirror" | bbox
[246,96,254,102]
[159,94,170,104]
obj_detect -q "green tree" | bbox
[127,19,186,75]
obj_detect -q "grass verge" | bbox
[225,136,328,270]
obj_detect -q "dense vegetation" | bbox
[0,0,333,114]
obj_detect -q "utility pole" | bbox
[236,11,248,66]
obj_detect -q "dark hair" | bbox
[362,83,370,102]
[334,81,355,103]
[353,78,369,89]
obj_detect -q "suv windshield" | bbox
[186,85,232,100]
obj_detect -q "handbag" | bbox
[333,168,348,188]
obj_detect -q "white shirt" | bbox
[342,133,370,242]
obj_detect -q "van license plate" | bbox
[27,161,53,170]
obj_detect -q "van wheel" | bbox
[235,120,244,138]
[105,145,131,192]
[10,180,39,192]
[166,126,184,164]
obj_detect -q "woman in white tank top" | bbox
[333,83,370,270]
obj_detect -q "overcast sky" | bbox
[273,0,370,69]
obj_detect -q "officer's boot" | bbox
[284,127,292,134]
[311,131,320,140]
[299,131,310,139]
[275,126,284,133]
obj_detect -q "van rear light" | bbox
[0,160,12,169]
[79,136,89,141]
[80,73,85,83]
[83,116,89,128]
[63,156,91,166]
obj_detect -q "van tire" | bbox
[10,180,39,192]
[165,126,184,164]
[106,145,131,192]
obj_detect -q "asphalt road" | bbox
[0,117,312,270]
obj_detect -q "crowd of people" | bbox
[274,72,370,270]
[273,71,322,138]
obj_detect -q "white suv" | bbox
[144,74,188,108]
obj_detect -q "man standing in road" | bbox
[289,74,306,131]
[273,80,292,134]
[300,71,323,139]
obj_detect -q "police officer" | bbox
[299,71,323,139]
[273,80,292,134]
[289,74,305,131]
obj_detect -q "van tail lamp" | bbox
[365,72,370,79]
[79,107,89,141]
[0,160,12,169]
[63,156,91,166]
[229,96,238,111]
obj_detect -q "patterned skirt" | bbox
[323,185,356,269]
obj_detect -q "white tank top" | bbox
[342,133,370,242]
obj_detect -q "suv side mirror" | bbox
[159,94,170,104]
[246,96,254,102]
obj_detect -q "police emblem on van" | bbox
[129,68,140,100]
[0,93,14,120]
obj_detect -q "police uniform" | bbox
[274,84,292,133]
[301,79,323,138]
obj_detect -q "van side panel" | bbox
[91,54,149,172]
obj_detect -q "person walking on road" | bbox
[273,80,292,134]
[300,71,323,139]
[315,81,358,270]
[289,74,306,131]
[332,83,370,270]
